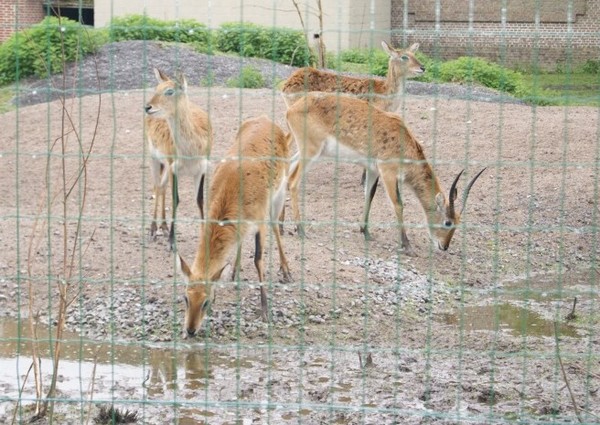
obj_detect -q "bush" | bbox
[217,22,311,67]
[438,57,523,94]
[338,48,389,76]
[339,48,371,64]
[579,59,600,75]
[110,14,212,46]
[226,66,265,88]
[0,16,106,85]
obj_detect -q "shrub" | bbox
[110,14,212,46]
[438,56,523,94]
[226,66,265,88]
[339,48,371,64]
[0,16,106,85]
[338,48,389,76]
[579,59,600,75]
[217,22,311,67]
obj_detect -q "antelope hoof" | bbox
[150,222,158,240]
[360,225,373,241]
[296,224,306,238]
[403,246,417,257]
[260,310,269,323]
[280,270,292,284]
[160,222,169,235]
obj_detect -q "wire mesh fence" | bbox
[1,1,599,424]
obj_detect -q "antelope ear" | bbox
[381,40,394,56]
[175,70,188,92]
[154,68,169,83]
[284,132,294,150]
[409,43,420,53]
[211,264,230,282]
[435,192,446,211]
[177,254,192,283]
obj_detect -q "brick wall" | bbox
[0,0,46,43]
[391,0,600,70]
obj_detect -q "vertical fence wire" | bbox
[0,0,599,424]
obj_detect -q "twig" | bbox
[10,361,34,425]
[84,347,102,425]
[554,321,583,423]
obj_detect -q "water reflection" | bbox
[0,319,247,420]
[443,303,579,337]
[442,270,592,338]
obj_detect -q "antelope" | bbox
[145,68,213,251]
[145,115,175,240]
[177,116,293,337]
[281,41,425,112]
[282,41,425,231]
[286,93,485,256]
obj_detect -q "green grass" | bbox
[333,56,600,107]
[521,72,600,106]
[0,86,14,113]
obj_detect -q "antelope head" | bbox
[431,168,486,251]
[144,68,188,119]
[381,41,426,79]
[177,255,220,338]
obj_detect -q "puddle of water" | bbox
[443,303,579,338]
[442,271,594,337]
[0,318,271,421]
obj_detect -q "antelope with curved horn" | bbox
[178,116,293,337]
[286,93,485,256]
[145,68,213,251]
[282,41,425,230]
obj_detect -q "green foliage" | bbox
[339,48,371,64]
[0,86,14,113]
[0,16,106,85]
[226,66,265,88]
[338,48,389,76]
[438,56,523,94]
[412,52,440,82]
[579,59,600,75]
[110,14,212,45]
[216,22,311,67]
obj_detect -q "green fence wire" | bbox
[1,1,599,424]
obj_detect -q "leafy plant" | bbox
[110,14,212,45]
[0,16,105,85]
[337,47,389,76]
[226,66,265,88]
[217,22,311,67]
[438,56,523,94]
[579,59,600,75]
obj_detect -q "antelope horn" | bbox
[460,168,487,214]
[448,169,464,217]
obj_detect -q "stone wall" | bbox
[391,0,600,70]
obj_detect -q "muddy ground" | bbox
[0,42,599,424]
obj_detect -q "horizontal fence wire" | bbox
[0,0,599,424]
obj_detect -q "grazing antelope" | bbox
[281,41,424,112]
[145,115,175,240]
[286,93,485,256]
[145,68,213,251]
[178,116,293,337]
[282,41,425,229]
